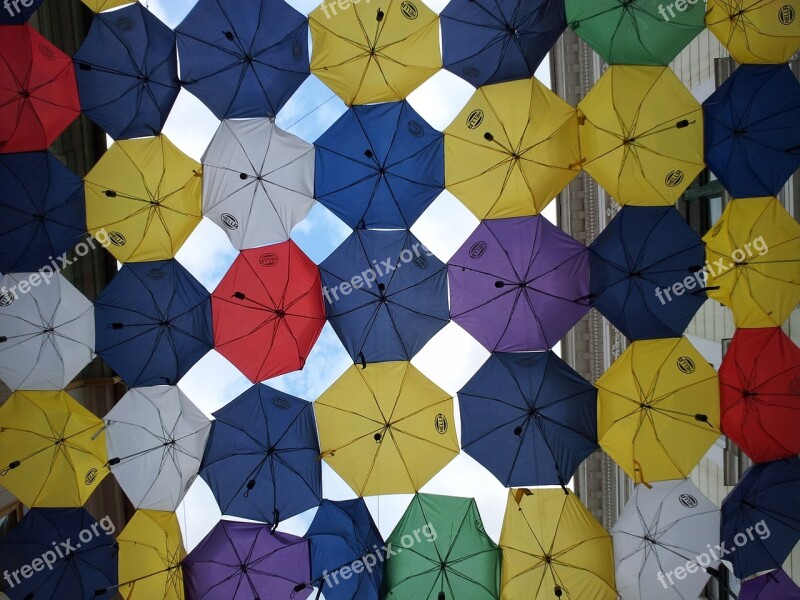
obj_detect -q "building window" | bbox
[676,169,724,236]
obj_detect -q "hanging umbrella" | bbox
[0,24,80,153]
[741,569,800,600]
[0,390,107,507]
[84,134,203,263]
[176,0,309,120]
[82,0,135,11]
[578,65,703,205]
[448,216,590,352]
[315,362,459,496]
[588,206,707,341]
[382,493,501,600]
[314,101,443,229]
[320,229,449,365]
[596,337,721,484]
[202,118,315,249]
[94,259,213,387]
[0,0,43,24]
[444,77,580,220]
[199,384,321,525]
[500,488,617,600]
[211,241,325,382]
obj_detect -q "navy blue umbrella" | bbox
[589,206,707,341]
[458,351,598,488]
[704,64,800,198]
[95,259,213,387]
[314,101,444,229]
[0,151,85,273]
[0,0,43,24]
[199,384,322,526]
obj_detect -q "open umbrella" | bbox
[315,362,459,496]
[0,0,43,24]
[82,0,135,11]
[741,569,800,599]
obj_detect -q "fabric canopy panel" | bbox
[741,569,800,599]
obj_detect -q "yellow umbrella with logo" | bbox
[314,361,459,496]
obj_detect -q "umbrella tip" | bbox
[438,593,446,600]
[554,585,563,597]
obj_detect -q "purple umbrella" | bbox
[183,520,312,600]
[448,216,589,351]
[741,569,800,600]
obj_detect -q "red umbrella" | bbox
[212,241,325,382]
[720,327,800,463]
[0,25,80,153]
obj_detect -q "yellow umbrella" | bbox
[597,337,720,484]
[499,489,617,600]
[578,65,703,206]
[444,77,581,220]
[309,0,441,106]
[314,361,459,496]
[85,134,202,263]
[703,196,800,328]
[82,0,136,12]
[0,390,107,507]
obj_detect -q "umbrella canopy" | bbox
[578,65,703,205]
[589,206,707,341]
[703,64,800,198]
[741,569,800,600]
[314,101,443,229]
[448,216,590,352]
[202,117,315,249]
[0,390,107,507]
[105,386,211,511]
[0,24,80,153]
[596,337,721,484]
[176,0,309,120]
[315,362,459,496]
[0,0,43,24]
[500,489,617,600]
[458,351,598,488]
[212,241,325,382]
[444,77,580,220]
[95,259,213,387]
[84,134,203,263]
[320,229,449,365]
[199,384,321,525]
[382,493,501,600]
[82,0,135,11]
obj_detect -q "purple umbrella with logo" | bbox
[741,569,800,600]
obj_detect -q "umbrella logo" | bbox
[665,170,685,187]
[0,292,14,307]
[292,39,303,61]
[221,213,239,230]
[516,356,539,367]
[38,43,56,61]
[790,376,800,395]
[401,1,418,19]
[271,396,292,410]
[779,5,795,24]
[259,253,279,267]
[407,120,425,138]
[463,66,481,80]
[412,255,429,269]
[469,241,487,259]
[710,222,723,237]
[115,16,135,31]
[676,356,696,374]
[147,268,165,281]
[678,493,698,508]
[475,519,486,534]
[85,468,98,485]
[435,413,448,434]
[108,231,127,246]
[466,110,484,129]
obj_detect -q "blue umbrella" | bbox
[458,351,598,488]
[0,0,43,24]
[319,229,449,365]
[589,206,706,341]
[199,384,322,526]
[0,151,85,273]
[704,64,800,198]
[176,0,309,119]
[314,101,444,229]
[73,3,180,140]
[95,259,213,387]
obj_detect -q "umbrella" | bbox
[741,569,800,600]
[588,206,707,341]
[82,0,135,11]
[578,65,704,205]
[309,0,441,106]
[199,384,321,525]
[440,0,565,87]
[314,101,443,229]
[0,271,94,391]
[447,216,590,352]
[596,337,721,484]
[458,351,598,488]
[444,77,580,220]
[319,229,449,365]
[176,0,309,120]
[0,25,80,153]
[94,259,214,387]
[703,64,800,198]
[202,117,315,249]
[211,241,325,382]
[73,2,180,140]
[0,0,43,24]
[84,134,203,263]
[382,493,501,600]
[105,386,211,511]
[702,196,800,328]
[0,390,107,507]
[315,361,459,496]
[0,150,86,273]
[500,489,617,600]
[183,520,312,600]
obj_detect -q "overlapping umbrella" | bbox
[81,0,133,12]
[741,569,800,599]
